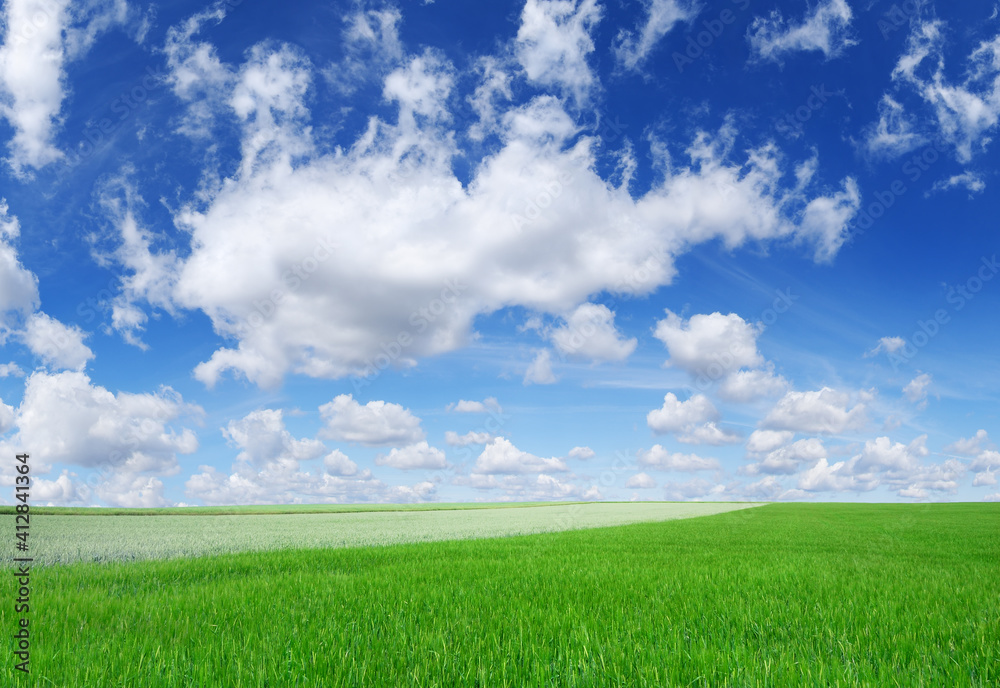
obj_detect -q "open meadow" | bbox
[3,502,998,686]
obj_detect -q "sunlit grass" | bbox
[3,503,997,686]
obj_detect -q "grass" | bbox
[2,502,759,565]
[3,502,998,686]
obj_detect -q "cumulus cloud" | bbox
[319,395,425,446]
[798,434,965,498]
[474,437,568,474]
[945,429,991,456]
[21,312,94,371]
[762,387,867,435]
[647,392,718,434]
[654,311,763,379]
[748,0,855,63]
[0,399,14,434]
[0,362,24,378]
[524,349,558,385]
[100,14,859,390]
[449,397,502,413]
[0,370,202,506]
[549,303,637,362]
[0,202,39,324]
[661,476,730,501]
[637,444,720,471]
[744,438,827,475]
[323,449,358,477]
[718,366,789,403]
[746,429,795,454]
[613,0,700,70]
[457,471,600,501]
[515,0,602,105]
[1,370,200,473]
[798,457,872,493]
[223,409,326,467]
[677,422,743,446]
[184,406,437,505]
[567,445,594,460]
[625,471,657,488]
[444,430,495,447]
[376,441,448,470]
[184,462,404,506]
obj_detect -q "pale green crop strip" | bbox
[6,501,762,565]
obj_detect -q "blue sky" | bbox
[1,0,998,507]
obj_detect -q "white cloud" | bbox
[524,349,558,385]
[744,438,827,475]
[654,311,763,379]
[449,397,502,413]
[376,441,448,470]
[567,445,594,460]
[613,0,700,70]
[0,0,130,173]
[854,435,928,474]
[880,21,1000,163]
[319,394,425,446]
[970,450,1000,472]
[515,0,602,105]
[163,3,234,138]
[763,387,867,435]
[647,392,718,434]
[677,422,743,446]
[0,201,39,322]
[903,373,932,403]
[930,172,986,195]
[718,367,789,402]
[1,370,200,474]
[458,472,599,501]
[0,399,14,433]
[745,429,794,454]
[0,362,24,377]
[223,409,326,468]
[946,430,991,456]
[637,444,720,471]
[865,336,907,357]
[625,472,657,489]
[323,6,404,96]
[445,430,495,446]
[474,437,568,474]
[33,470,88,505]
[983,493,1000,502]
[798,457,873,492]
[21,312,94,370]
[184,461,396,506]
[864,95,926,158]
[549,303,637,362]
[323,449,358,477]
[96,473,172,508]
[102,32,860,389]
[748,0,855,63]
[661,476,730,501]
[973,469,996,487]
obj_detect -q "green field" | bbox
[3,503,998,686]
